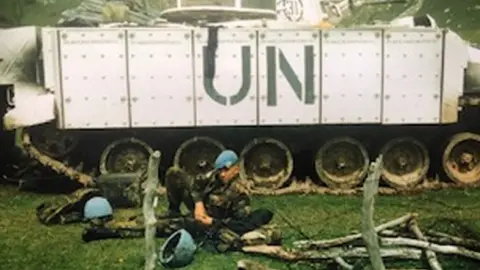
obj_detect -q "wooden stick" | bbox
[425,230,480,250]
[408,220,443,270]
[242,245,422,261]
[143,151,161,270]
[236,259,276,270]
[380,229,480,251]
[293,213,416,250]
[334,257,353,269]
[380,237,480,261]
[361,155,386,270]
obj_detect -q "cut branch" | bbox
[242,245,422,261]
[143,151,161,270]
[408,220,443,270]
[293,213,416,250]
[361,155,386,270]
[380,237,480,261]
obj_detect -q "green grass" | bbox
[1,0,480,269]
[2,184,480,270]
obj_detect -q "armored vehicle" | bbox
[1,0,479,193]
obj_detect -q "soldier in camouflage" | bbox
[162,149,282,252]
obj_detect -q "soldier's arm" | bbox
[190,174,213,225]
[231,193,252,220]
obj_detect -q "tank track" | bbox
[18,123,480,196]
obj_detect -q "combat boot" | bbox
[240,224,283,246]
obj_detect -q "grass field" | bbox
[1,0,480,269]
[2,184,480,269]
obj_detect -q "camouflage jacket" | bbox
[191,170,252,221]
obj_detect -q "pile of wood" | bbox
[239,156,480,270]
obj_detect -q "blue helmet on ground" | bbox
[214,150,239,170]
[83,196,113,220]
[158,229,197,268]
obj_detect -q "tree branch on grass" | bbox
[143,151,161,270]
[241,245,422,261]
[293,213,416,250]
[408,220,443,270]
[380,237,480,261]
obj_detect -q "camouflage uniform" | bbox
[163,166,282,252]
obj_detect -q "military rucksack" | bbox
[36,188,102,225]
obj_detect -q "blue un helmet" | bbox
[214,150,239,170]
[83,196,113,220]
[158,229,197,268]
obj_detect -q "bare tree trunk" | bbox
[361,155,386,270]
[143,151,161,270]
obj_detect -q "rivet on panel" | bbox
[65,97,71,103]
[132,97,138,102]
[64,76,69,80]
[86,122,90,127]
[385,95,390,100]
[104,122,108,126]
[149,54,154,58]
[402,74,406,78]
[120,76,125,80]
[102,76,106,80]
[260,96,266,100]
[357,117,362,121]
[385,33,391,39]
[313,118,317,122]
[418,74,423,78]
[168,75,172,79]
[123,122,127,126]
[374,117,379,120]
[312,33,318,38]
[402,94,406,98]
[168,54,172,58]
[418,94,422,97]
[384,118,389,122]
[134,122,138,125]
[198,96,203,101]
[216,119,220,123]
[324,74,328,78]
[374,93,380,98]
[436,34,441,39]
[102,96,107,100]
[250,119,255,123]
[131,76,136,80]
[249,33,254,39]
[152,121,156,125]
[119,54,124,58]
[184,33,190,39]
[129,33,135,38]
[261,119,265,123]
[403,54,407,58]
[170,121,174,125]
[234,119,238,124]
[169,96,172,100]
[296,118,299,123]
[150,76,154,79]
[61,33,68,39]
[82,54,86,58]
[375,32,381,38]
[81,33,85,37]
[358,53,363,56]
[120,97,126,102]
[148,33,153,37]
[433,117,438,121]
[402,118,405,122]
[195,33,201,39]
[341,117,345,121]
[63,55,68,59]
[83,76,88,80]
[324,95,329,99]
[279,95,283,99]
[151,96,156,100]
[433,94,439,99]
[278,33,282,37]
[278,119,283,123]
[118,33,123,38]
[417,117,422,121]
[199,120,203,124]
[341,53,345,57]
[260,33,265,39]
[249,96,255,101]
[323,32,329,38]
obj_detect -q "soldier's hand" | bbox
[197,215,213,226]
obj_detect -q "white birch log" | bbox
[361,155,386,270]
[143,150,161,270]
